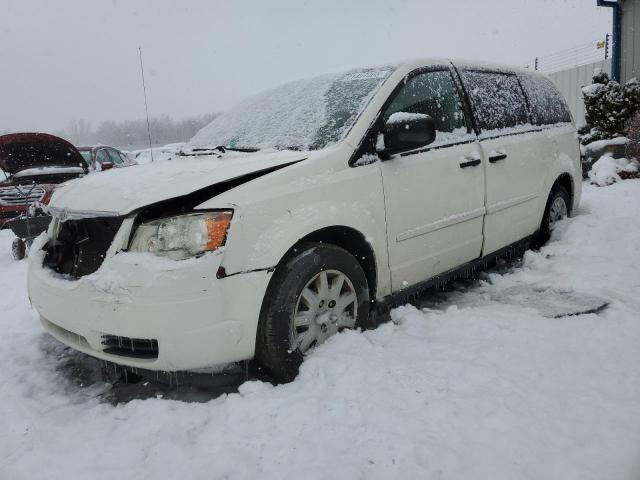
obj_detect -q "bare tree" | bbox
[65,119,93,144]
[58,113,219,148]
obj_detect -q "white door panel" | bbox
[381,142,485,290]
[480,130,553,254]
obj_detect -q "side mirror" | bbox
[377,112,436,160]
[100,161,114,171]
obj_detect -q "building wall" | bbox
[548,59,612,126]
[621,0,640,82]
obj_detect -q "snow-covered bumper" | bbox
[27,244,272,371]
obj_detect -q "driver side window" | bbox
[384,70,469,144]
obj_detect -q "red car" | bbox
[0,133,88,259]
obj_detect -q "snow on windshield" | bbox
[188,66,396,152]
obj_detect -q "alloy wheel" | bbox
[548,196,568,230]
[292,269,357,354]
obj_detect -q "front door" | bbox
[379,69,485,291]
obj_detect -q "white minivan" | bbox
[28,59,581,380]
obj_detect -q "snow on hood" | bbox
[49,150,307,215]
[0,133,85,174]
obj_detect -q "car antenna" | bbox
[138,46,154,162]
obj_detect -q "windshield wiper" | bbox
[178,146,260,157]
[215,146,260,153]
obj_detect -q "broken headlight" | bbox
[129,211,232,260]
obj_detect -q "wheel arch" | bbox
[552,172,574,214]
[276,225,378,301]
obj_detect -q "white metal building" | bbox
[548,60,612,126]
[620,0,640,82]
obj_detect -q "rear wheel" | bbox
[257,243,370,382]
[536,184,571,246]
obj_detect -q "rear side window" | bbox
[460,71,529,131]
[519,73,571,126]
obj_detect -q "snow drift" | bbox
[1,181,640,479]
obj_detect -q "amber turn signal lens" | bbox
[206,212,233,251]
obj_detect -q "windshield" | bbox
[79,150,92,165]
[188,66,396,152]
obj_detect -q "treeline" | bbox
[58,113,219,148]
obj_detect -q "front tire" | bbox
[12,237,26,261]
[257,243,370,382]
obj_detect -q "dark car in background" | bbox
[0,133,87,259]
[77,145,136,171]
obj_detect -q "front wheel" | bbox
[257,243,370,382]
[12,237,26,261]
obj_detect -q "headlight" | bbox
[129,211,233,260]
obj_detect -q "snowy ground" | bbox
[1,181,640,479]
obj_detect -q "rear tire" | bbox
[256,243,371,382]
[536,184,571,247]
[12,237,26,261]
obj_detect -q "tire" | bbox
[257,243,371,382]
[536,184,571,247]
[12,237,26,261]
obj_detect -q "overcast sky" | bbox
[1,0,611,133]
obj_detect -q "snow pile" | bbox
[583,136,628,154]
[1,181,640,479]
[589,153,639,186]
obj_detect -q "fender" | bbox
[195,149,392,298]
[538,125,582,226]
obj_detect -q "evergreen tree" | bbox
[582,73,640,145]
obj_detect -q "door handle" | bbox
[459,158,481,168]
[489,152,508,163]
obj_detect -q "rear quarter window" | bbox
[460,70,529,132]
[519,73,572,126]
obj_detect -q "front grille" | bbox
[43,217,123,278]
[101,335,159,359]
[0,186,45,205]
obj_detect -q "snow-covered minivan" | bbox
[28,59,581,381]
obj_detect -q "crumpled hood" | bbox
[0,133,85,174]
[49,150,307,215]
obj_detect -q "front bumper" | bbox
[28,243,273,371]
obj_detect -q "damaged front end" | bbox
[28,151,305,371]
[42,215,124,279]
